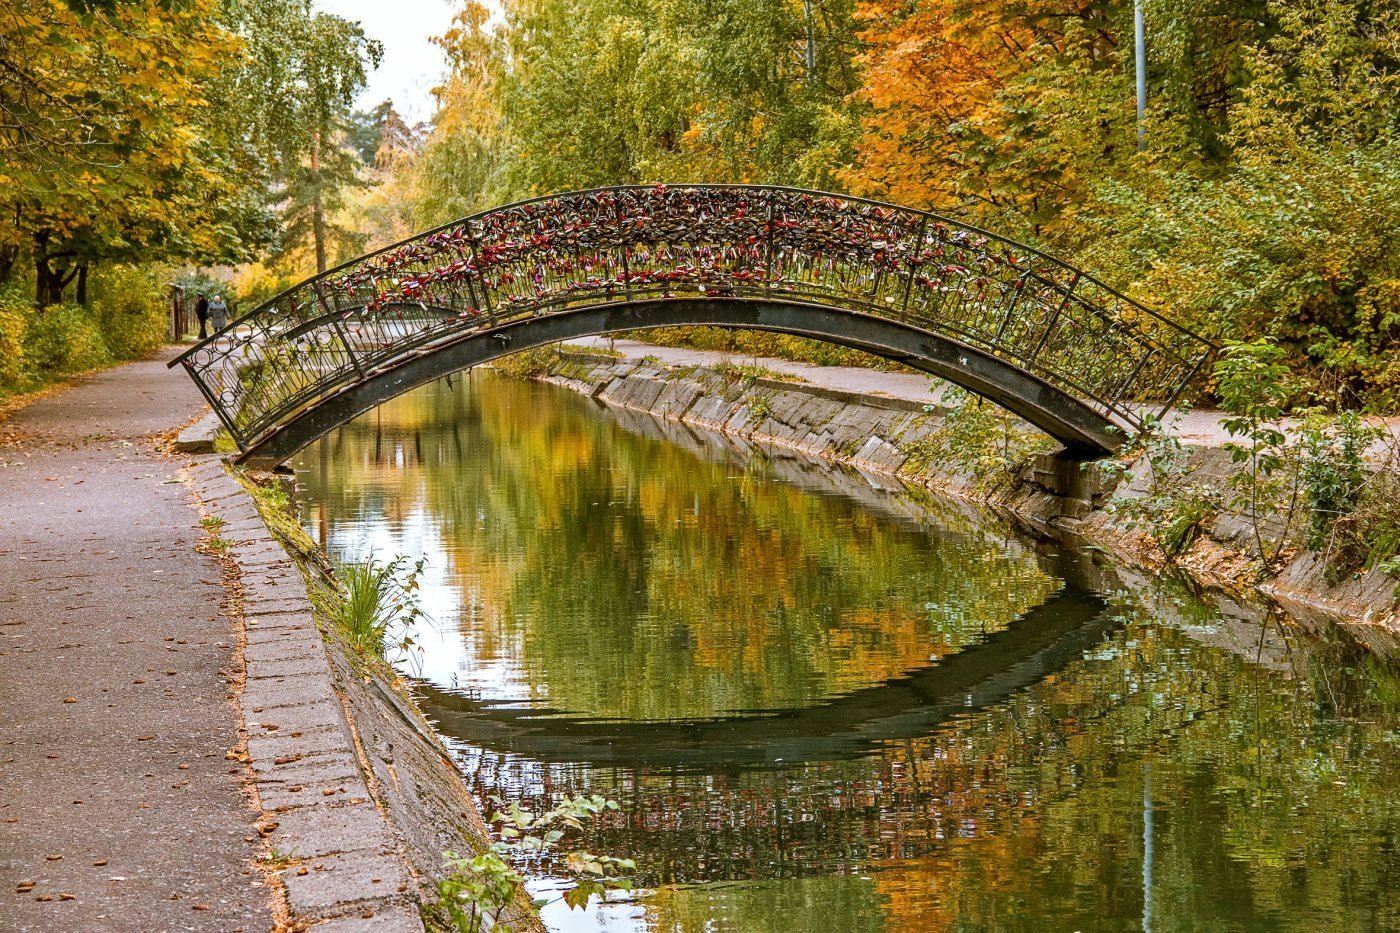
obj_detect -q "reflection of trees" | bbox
[295,373,1400,931]
[296,370,1059,720]
[457,599,1400,931]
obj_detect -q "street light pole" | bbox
[1135,0,1147,150]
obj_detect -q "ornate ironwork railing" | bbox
[172,185,1217,450]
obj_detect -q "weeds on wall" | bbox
[908,386,1057,492]
[336,553,429,667]
[491,347,559,378]
[434,794,635,932]
[1322,445,1400,580]
[1099,414,1224,558]
[1298,411,1384,551]
[713,359,807,386]
[1102,340,1399,583]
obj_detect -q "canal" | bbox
[294,369,1400,931]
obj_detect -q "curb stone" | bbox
[184,454,427,930]
[175,410,224,452]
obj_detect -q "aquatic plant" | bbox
[336,553,428,664]
[435,794,634,932]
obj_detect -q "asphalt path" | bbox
[565,337,1400,452]
[0,354,274,931]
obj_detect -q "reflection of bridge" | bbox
[416,588,1117,770]
[172,186,1216,464]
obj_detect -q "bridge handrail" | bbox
[172,184,1219,450]
[174,184,1209,360]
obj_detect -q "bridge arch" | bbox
[171,185,1216,465]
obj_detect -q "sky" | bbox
[314,0,459,124]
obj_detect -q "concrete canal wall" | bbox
[182,458,538,931]
[534,350,1400,649]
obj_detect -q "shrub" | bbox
[0,283,30,388]
[1216,338,1300,565]
[23,303,111,374]
[91,264,168,358]
[909,386,1057,491]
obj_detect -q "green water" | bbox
[295,370,1400,932]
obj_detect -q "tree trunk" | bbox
[35,232,54,308]
[33,232,79,308]
[0,244,16,284]
[76,263,88,306]
[311,130,327,275]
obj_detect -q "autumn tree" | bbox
[0,0,268,305]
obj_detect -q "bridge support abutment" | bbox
[1031,451,1109,520]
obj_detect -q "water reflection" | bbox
[297,370,1400,931]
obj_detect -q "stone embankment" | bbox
[184,459,540,932]
[537,346,1400,648]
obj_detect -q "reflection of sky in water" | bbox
[295,371,1400,933]
[316,509,539,704]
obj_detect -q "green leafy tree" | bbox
[1215,338,1299,565]
[224,0,383,274]
[0,0,275,304]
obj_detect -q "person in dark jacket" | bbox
[195,292,210,339]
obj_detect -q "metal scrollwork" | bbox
[171,185,1217,453]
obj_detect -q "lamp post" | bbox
[1135,0,1147,150]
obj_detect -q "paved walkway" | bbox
[0,355,274,931]
[565,338,1400,451]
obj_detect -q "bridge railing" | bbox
[172,185,1217,450]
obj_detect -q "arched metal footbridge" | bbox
[173,185,1217,465]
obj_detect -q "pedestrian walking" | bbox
[195,292,210,339]
[208,294,230,335]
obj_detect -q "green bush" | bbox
[91,264,168,358]
[336,553,428,664]
[23,303,111,374]
[0,283,30,387]
[630,326,901,371]
[0,262,174,393]
[1074,144,1400,411]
